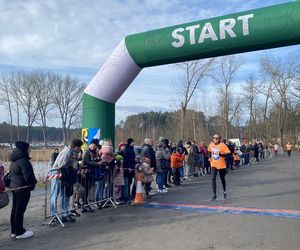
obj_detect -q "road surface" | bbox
[0,152,299,250]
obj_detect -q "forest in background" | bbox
[1,53,299,148]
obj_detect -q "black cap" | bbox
[127,138,134,145]
[15,141,30,152]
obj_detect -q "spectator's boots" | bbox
[87,205,94,213]
[209,195,217,201]
[61,215,76,223]
[48,217,58,226]
[81,207,88,213]
[70,210,81,217]
[97,202,103,209]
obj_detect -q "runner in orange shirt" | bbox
[208,134,231,201]
[286,142,293,158]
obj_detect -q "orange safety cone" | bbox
[134,173,144,205]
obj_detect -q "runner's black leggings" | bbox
[211,167,226,196]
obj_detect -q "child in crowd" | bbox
[141,157,154,199]
[233,147,241,168]
[99,141,114,164]
[170,148,185,185]
[113,155,125,205]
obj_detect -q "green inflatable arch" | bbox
[82,1,300,145]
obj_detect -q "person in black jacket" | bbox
[123,138,136,201]
[141,138,156,170]
[9,141,37,239]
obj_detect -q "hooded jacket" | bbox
[141,144,156,170]
[9,148,37,192]
[170,152,185,169]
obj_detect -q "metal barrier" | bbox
[44,166,117,228]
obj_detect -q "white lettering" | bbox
[219,18,237,40]
[198,22,218,43]
[171,14,254,47]
[171,28,185,48]
[237,14,254,36]
[185,24,200,45]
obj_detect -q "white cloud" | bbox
[0,0,298,127]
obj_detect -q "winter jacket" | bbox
[141,162,154,183]
[155,148,170,173]
[170,153,185,169]
[113,166,125,186]
[199,146,208,157]
[185,145,196,165]
[9,148,37,192]
[52,146,74,169]
[0,165,5,192]
[141,144,156,170]
[83,148,99,168]
[124,144,136,178]
[177,143,188,155]
[240,145,247,153]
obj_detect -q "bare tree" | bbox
[52,75,85,145]
[242,73,261,139]
[34,73,55,148]
[260,54,298,147]
[212,55,242,139]
[0,73,14,147]
[13,72,40,142]
[174,59,215,139]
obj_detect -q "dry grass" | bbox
[0,148,62,162]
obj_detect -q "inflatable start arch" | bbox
[82,1,300,145]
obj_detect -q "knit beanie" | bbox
[15,141,30,152]
[115,154,124,162]
[118,142,126,149]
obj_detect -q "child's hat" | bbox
[115,154,124,162]
[118,142,126,149]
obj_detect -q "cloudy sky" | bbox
[0,0,299,125]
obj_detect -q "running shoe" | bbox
[158,189,168,193]
[209,195,217,201]
[223,192,227,199]
[16,231,34,239]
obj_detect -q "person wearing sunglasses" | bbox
[208,134,231,201]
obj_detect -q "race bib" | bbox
[212,146,220,160]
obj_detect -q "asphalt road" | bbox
[0,152,299,250]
